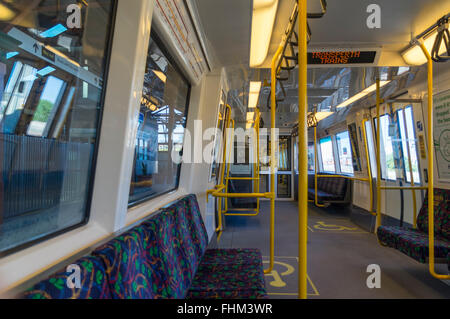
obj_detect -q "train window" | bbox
[397,107,421,184]
[278,136,291,171]
[364,120,377,178]
[375,115,397,180]
[128,33,190,206]
[336,131,354,174]
[307,143,315,172]
[319,136,336,173]
[0,1,116,255]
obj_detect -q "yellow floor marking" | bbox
[262,256,320,297]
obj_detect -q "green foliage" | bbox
[33,99,54,122]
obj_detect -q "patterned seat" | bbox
[92,226,169,299]
[307,174,350,203]
[23,256,112,299]
[187,262,266,299]
[201,248,263,265]
[377,188,450,263]
[21,194,267,299]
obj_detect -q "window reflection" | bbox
[0,0,115,254]
[128,34,190,205]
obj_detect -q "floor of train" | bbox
[210,201,450,299]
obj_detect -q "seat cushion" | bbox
[397,231,450,263]
[187,262,267,299]
[22,256,112,299]
[377,226,419,248]
[201,249,263,265]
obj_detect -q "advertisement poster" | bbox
[433,89,450,182]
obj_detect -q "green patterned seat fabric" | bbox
[22,256,112,299]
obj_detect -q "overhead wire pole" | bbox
[298,0,308,300]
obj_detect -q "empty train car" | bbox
[0,0,449,302]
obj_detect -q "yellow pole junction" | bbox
[418,41,450,280]
[298,0,308,300]
[206,57,278,275]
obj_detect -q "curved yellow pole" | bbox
[418,41,450,280]
[298,0,308,299]
[215,105,232,233]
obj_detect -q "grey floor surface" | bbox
[211,200,450,299]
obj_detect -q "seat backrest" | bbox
[141,210,193,298]
[92,225,169,299]
[22,256,112,299]
[417,188,450,240]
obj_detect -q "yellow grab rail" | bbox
[298,0,308,300]
[418,41,450,280]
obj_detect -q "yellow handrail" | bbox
[418,41,450,280]
[298,0,308,300]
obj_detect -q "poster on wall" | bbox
[433,89,450,182]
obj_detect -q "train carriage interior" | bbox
[0,0,449,301]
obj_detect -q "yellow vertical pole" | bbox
[375,78,382,232]
[400,109,418,229]
[418,42,449,280]
[362,119,374,213]
[224,119,234,214]
[267,45,283,275]
[298,0,308,300]
[216,105,232,233]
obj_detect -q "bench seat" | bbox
[377,188,450,264]
[21,194,266,299]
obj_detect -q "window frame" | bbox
[0,1,119,258]
[127,30,192,208]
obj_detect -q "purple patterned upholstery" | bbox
[23,256,112,299]
[92,226,169,299]
[187,262,267,299]
[21,194,266,299]
[201,249,263,265]
[377,188,450,263]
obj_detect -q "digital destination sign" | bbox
[308,51,377,65]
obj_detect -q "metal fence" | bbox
[1,134,93,220]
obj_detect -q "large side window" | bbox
[397,106,421,184]
[0,1,116,255]
[128,33,190,206]
[364,120,377,178]
[375,115,397,180]
[307,143,315,172]
[336,131,354,174]
[319,136,336,173]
